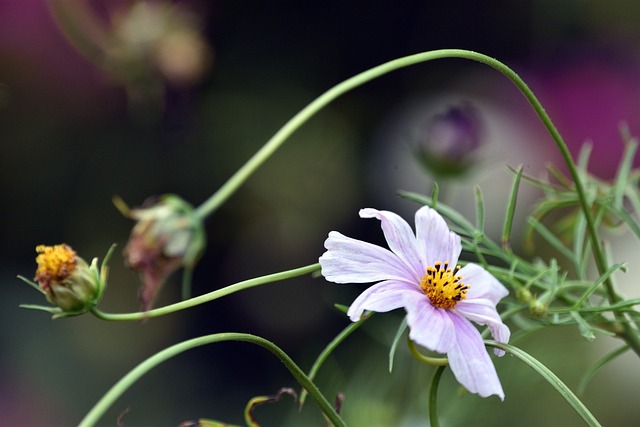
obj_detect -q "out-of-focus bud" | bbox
[154,23,211,87]
[414,102,483,178]
[108,0,213,87]
[117,194,206,311]
[31,244,103,315]
[515,287,533,304]
[529,296,548,318]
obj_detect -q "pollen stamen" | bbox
[420,261,469,309]
[34,244,77,290]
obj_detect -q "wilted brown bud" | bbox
[119,194,206,311]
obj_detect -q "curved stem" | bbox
[196,49,639,348]
[407,338,449,366]
[299,313,371,409]
[91,263,320,321]
[195,47,640,355]
[468,56,637,346]
[428,365,446,427]
[485,340,601,427]
[193,50,486,219]
[78,333,346,427]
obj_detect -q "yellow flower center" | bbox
[420,261,469,309]
[34,244,77,290]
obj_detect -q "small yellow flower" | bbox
[23,244,111,316]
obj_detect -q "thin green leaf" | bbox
[623,183,640,221]
[571,213,588,280]
[571,263,627,310]
[333,304,349,314]
[576,297,640,313]
[19,304,60,314]
[570,311,596,341]
[474,186,485,232]
[470,232,489,269]
[99,243,117,274]
[389,316,408,373]
[527,217,576,263]
[507,164,567,192]
[576,142,593,176]
[431,182,440,208]
[299,314,370,409]
[613,126,639,207]
[601,202,640,240]
[578,345,630,394]
[399,191,476,236]
[485,341,602,427]
[502,165,524,251]
[17,275,42,292]
[546,163,573,188]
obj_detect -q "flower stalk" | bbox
[91,263,320,321]
[486,341,602,427]
[78,333,345,427]
[192,48,640,357]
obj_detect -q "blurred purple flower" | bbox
[319,206,510,399]
[415,102,483,177]
[532,54,640,179]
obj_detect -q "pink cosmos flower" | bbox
[319,206,510,399]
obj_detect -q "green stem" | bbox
[78,333,346,427]
[91,263,320,321]
[195,49,637,350]
[181,265,194,301]
[457,53,640,356]
[407,338,449,366]
[428,365,446,427]
[299,313,370,409]
[192,50,498,219]
[485,340,601,427]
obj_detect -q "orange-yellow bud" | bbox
[34,244,100,313]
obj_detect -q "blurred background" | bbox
[2,0,640,425]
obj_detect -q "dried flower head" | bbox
[118,194,206,311]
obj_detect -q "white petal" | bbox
[359,208,423,281]
[414,206,461,267]
[404,292,457,354]
[455,299,511,356]
[319,231,415,284]
[347,280,421,321]
[447,311,505,400]
[459,263,509,304]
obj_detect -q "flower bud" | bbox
[119,194,206,310]
[34,244,100,313]
[515,286,532,303]
[529,297,548,318]
[414,102,483,178]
